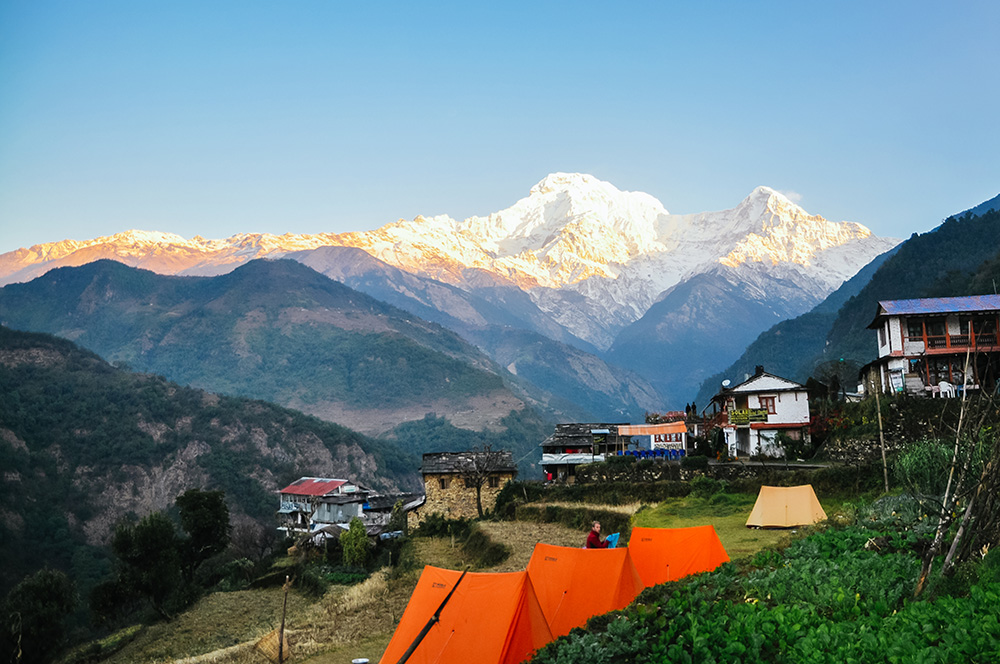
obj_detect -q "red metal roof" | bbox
[278,477,347,496]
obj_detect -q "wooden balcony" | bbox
[906,333,1000,354]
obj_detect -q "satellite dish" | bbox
[722,379,731,387]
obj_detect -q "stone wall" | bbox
[408,471,516,527]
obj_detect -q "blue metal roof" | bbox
[869,295,1000,327]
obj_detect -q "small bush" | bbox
[416,513,473,539]
[296,566,328,598]
[681,454,710,470]
[690,475,724,499]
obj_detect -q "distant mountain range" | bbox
[0,173,899,410]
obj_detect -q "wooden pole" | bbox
[279,575,290,663]
[875,382,889,493]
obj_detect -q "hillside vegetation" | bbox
[0,326,418,600]
[0,259,531,434]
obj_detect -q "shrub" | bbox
[416,513,473,539]
[341,518,370,569]
[690,475,725,499]
[681,454,709,470]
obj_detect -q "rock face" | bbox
[0,174,900,408]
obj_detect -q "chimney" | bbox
[754,365,765,377]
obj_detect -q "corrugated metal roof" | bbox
[278,477,347,496]
[869,295,1000,327]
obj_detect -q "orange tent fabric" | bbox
[378,566,552,664]
[526,543,644,638]
[628,525,730,588]
[746,485,827,528]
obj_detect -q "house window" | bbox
[488,476,500,488]
[906,318,923,339]
[438,477,450,490]
[759,396,776,414]
[878,326,886,346]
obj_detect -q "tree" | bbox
[341,517,369,569]
[1,569,76,664]
[457,444,513,518]
[110,512,183,620]
[176,489,231,579]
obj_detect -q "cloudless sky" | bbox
[1,0,998,254]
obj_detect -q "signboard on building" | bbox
[728,408,769,425]
[889,369,904,393]
[651,432,684,450]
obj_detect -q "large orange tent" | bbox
[378,566,552,664]
[746,485,827,528]
[525,543,644,638]
[628,525,730,588]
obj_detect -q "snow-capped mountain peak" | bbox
[0,173,899,320]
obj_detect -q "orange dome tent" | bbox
[746,485,827,528]
[378,566,552,664]
[628,525,730,588]
[525,543,644,638]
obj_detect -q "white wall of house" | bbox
[745,390,809,424]
[313,501,364,525]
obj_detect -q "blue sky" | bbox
[1,1,998,254]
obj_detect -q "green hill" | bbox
[0,326,419,599]
[0,259,533,434]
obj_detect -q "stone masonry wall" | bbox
[408,471,516,527]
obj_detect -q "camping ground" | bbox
[78,492,809,664]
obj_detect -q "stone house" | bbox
[408,451,517,526]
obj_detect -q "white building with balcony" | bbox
[865,295,1000,397]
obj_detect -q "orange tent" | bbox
[628,525,730,588]
[525,543,644,638]
[746,485,827,528]
[378,566,552,664]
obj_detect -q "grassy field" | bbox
[78,490,849,664]
[96,587,316,664]
[633,492,850,560]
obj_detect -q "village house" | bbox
[277,477,367,536]
[709,367,811,458]
[407,450,517,526]
[277,476,421,537]
[627,420,688,452]
[540,423,629,483]
[864,295,1000,397]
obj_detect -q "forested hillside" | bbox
[0,259,534,436]
[0,326,419,599]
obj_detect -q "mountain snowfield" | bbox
[0,173,900,408]
[1,172,897,311]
